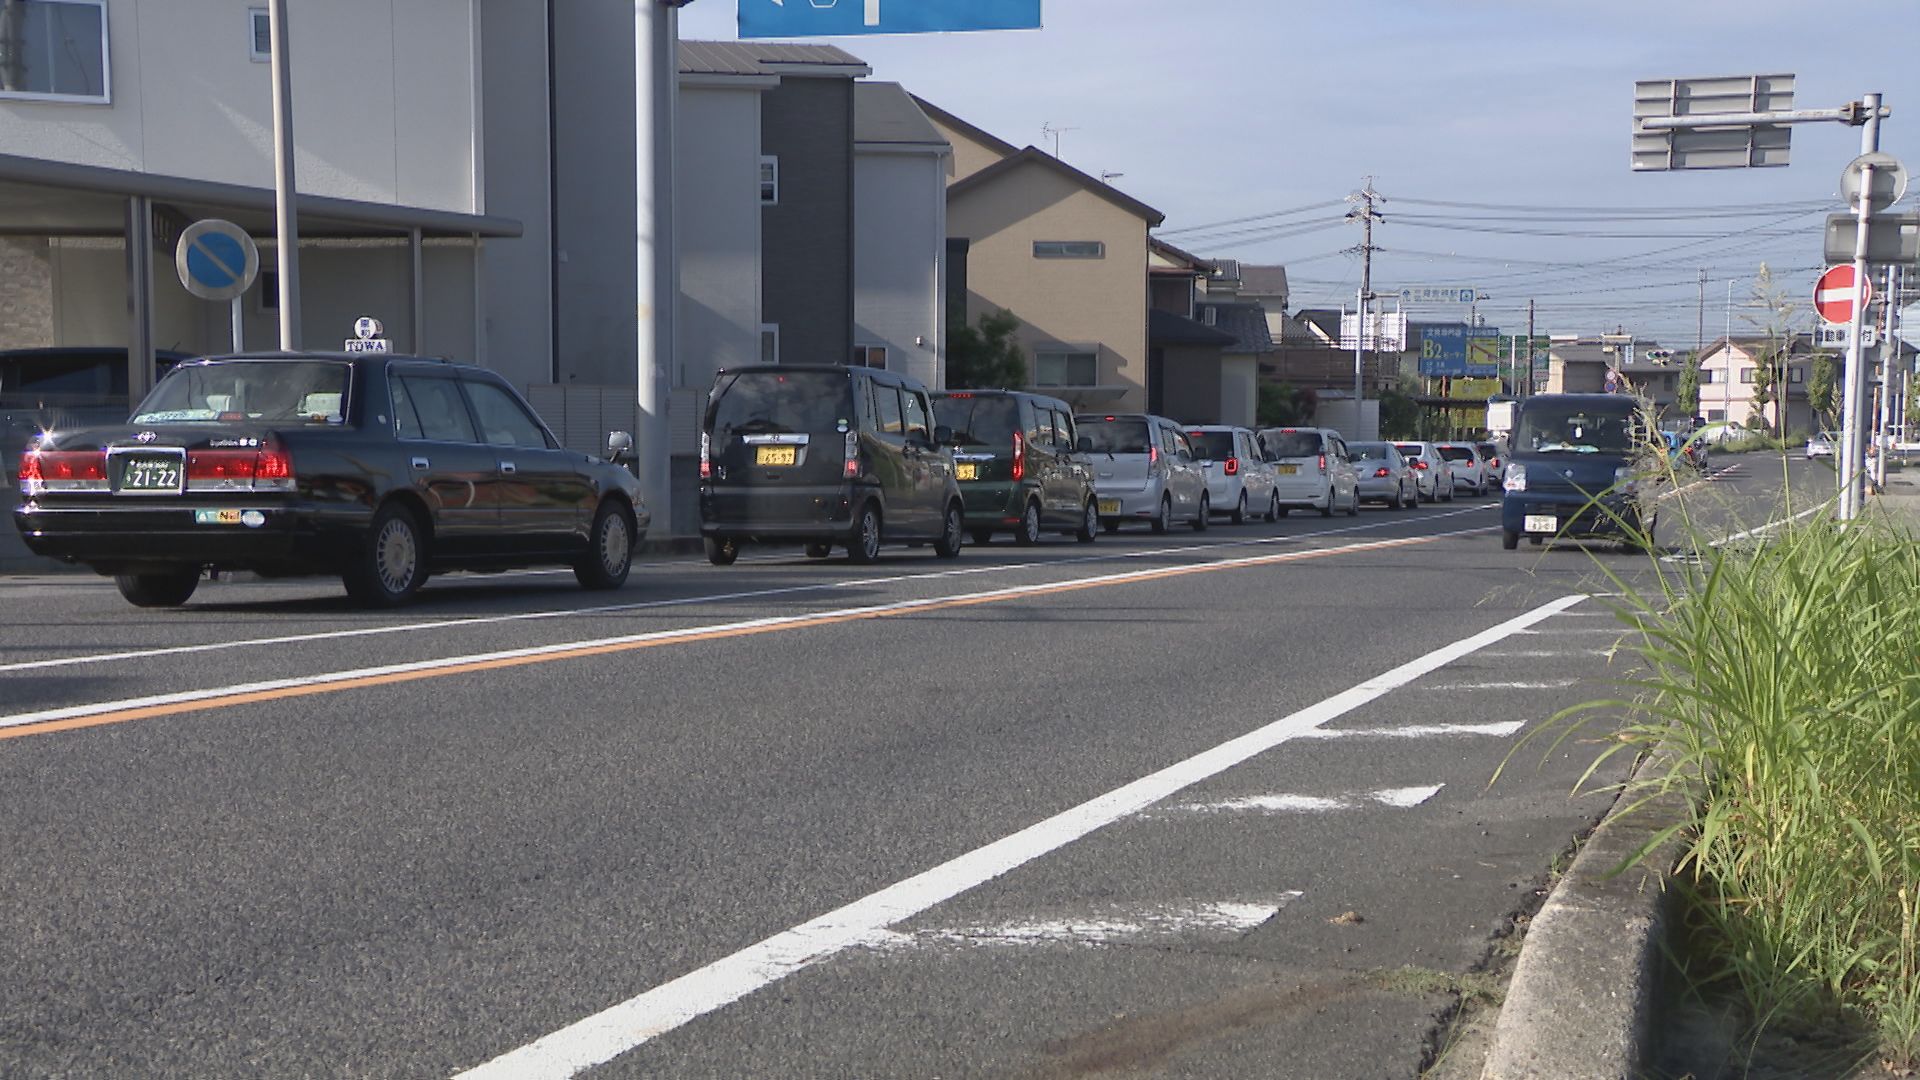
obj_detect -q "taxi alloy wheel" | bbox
[574,500,634,590]
[345,503,427,607]
[114,567,200,608]
[1076,499,1099,543]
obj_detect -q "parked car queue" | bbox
[13,351,1508,610]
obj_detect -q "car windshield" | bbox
[1186,431,1236,460]
[1349,442,1391,460]
[709,370,853,442]
[937,395,1019,448]
[1077,418,1151,454]
[1438,446,1474,461]
[1513,405,1637,455]
[1262,430,1322,458]
[130,361,349,425]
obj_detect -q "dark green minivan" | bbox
[699,364,965,564]
[931,390,1099,545]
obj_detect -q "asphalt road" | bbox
[0,455,1820,1078]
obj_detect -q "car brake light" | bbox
[1317,454,1327,472]
[1011,429,1026,481]
[843,431,859,479]
[1488,457,1500,469]
[19,449,108,493]
[185,444,295,491]
[1374,467,1391,478]
[1149,444,1159,466]
[1224,456,1238,476]
[1413,460,1430,470]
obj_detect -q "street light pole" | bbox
[267,0,300,349]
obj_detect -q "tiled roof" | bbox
[679,40,869,76]
[1195,301,1274,355]
[1238,264,1289,299]
[1149,307,1237,348]
[947,147,1165,227]
[854,83,946,148]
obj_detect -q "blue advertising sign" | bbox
[740,0,1042,38]
[1418,323,1502,377]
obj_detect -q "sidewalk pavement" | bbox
[1475,477,1918,1078]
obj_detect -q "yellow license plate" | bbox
[756,445,797,467]
[1277,464,1299,475]
[1097,499,1120,515]
[955,463,978,481]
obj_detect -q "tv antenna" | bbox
[1041,122,1079,158]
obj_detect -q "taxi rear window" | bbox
[130,361,349,425]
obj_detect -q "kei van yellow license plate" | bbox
[954,463,978,481]
[1277,464,1299,475]
[1098,499,1121,515]
[756,445,798,466]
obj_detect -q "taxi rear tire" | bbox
[115,568,200,608]
[344,502,428,607]
[573,499,635,590]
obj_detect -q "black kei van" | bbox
[1499,393,1659,551]
[699,364,966,565]
[931,389,1099,545]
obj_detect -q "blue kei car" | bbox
[1500,394,1658,551]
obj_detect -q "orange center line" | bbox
[1,530,1476,742]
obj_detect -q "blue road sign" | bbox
[1415,323,1468,376]
[174,219,259,303]
[739,0,1042,38]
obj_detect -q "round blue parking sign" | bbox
[175,219,260,302]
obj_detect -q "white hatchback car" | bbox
[1435,441,1492,496]
[1393,441,1456,502]
[1256,426,1360,517]
[1186,425,1279,523]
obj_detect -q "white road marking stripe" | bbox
[0,512,1494,676]
[0,529,1498,732]
[864,899,1296,951]
[1427,679,1583,690]
[453,593,1588,1079]
[1475,649,1612,659]
[1300,721,1529,739]
[1176,785,1444,814]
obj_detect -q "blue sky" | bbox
[679,0,1920,347]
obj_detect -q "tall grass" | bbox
[1565,501,1920,1062]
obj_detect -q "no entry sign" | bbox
[1814,264,1872,325]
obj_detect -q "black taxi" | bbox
[14,352,649,607]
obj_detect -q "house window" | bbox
[851,345,887,369]
[248,8,269,61]
[758,324,779,364]
[759,156,779,206]
[1033,241,1104,259]
[1706,409,1726,422]
[1789,366,1806,384]
[1034,350,1097,387]
[1738,367,1756,384]
[257,269,279,314]
[0,0,111,103]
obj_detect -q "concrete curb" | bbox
[1481,741,1698,1080]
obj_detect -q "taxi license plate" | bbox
[1524,514,1558,533]
[1277,464,1299,475]
[954,463,978,481]
[1097,499,1121,515]
[755,445,797,467]
[118,455,183,492]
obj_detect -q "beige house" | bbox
[915,98,1162,411]
[1697,335,1818,434]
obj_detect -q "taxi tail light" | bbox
[22,449,109,492]
[1011,429,1025,482]
[185,446,295,490]
[1224,456,1239,476]
[842,431,860,479]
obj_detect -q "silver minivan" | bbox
[1075,413,1209,533]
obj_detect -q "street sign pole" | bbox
[1838,93,1885,519]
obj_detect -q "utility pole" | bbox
[1346,178,1382,437]
[1695,268,1706,415]
[1524,298,1535,399]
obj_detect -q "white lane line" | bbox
[1175,785,1444,814]
[452,593,1588,1079]
[1475,650,1612,659]
[1711,503,1828,546]
[0,529,1497,733]
[1300,721,1529,739]
[1426,679,1583,691]
[0,510,1494,676]
[864,899,1298,952]
[1515,627,1630,636]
